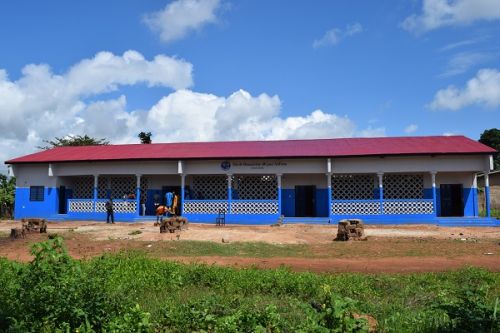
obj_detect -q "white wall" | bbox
[13,154,488,189]
[436,172,474,188]
[52,161,178,176]
[282,174,329,189]
[184,159,326,174]
[145,175,181,188]
[332,155,487,173]
[15,164,57,188]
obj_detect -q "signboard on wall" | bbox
[231,161,288,170]
[186,158,327,174]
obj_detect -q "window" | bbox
[30,186,45,201]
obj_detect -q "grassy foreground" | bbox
[0,237,498,333]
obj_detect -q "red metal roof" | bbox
[5,136,496,164]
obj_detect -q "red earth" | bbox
[1,221,498,273]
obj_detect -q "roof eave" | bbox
[4,151,496,165]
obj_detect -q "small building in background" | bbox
[477,170,500,213]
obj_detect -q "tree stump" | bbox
[335,219,366,241]
[10,228,25,239]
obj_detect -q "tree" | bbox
[38,135,109,150]
[138,132,152,144]
[479,128,500,170]
[0,175,15,218]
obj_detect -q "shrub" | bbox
[0,238,498,332]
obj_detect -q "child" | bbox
[155,205,167,226]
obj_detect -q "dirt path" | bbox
[167,255,500,273]
[1,220,498,273]
[1,221,498,243]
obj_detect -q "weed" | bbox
[0,238,498,332]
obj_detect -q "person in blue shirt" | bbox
[165,191,173,208]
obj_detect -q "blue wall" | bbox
[282,189,295,217]
[145,189,163,215]
[463,188,476,217]
[423,188,433,199]
[316,189,329,217]
[14,184,481,222]
[185,213,279,225]
[434,187,477,217]
[15,187,58,219]
[67,212,137,222]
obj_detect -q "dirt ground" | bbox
[0,220,499,273]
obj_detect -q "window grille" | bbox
[68,200,93,212]
[383,200,433,214]
[140,177,148,202]
[332,201,380,215]
[29,186,44,201]
[97,177,108,199]
[96,200,136,213]
[383,174,423,199]
[110,176,135,199]
[331,174,375,200]
[97,176,148,200]
[232,175,277,200]
[231,201,278,214]
[192,175,227,199]
[183,201,228,214]
[73,176,93,199]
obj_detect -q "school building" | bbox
[5,136,499,226]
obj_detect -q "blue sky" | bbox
[0,0,499,170]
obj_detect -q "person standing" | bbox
[105,198,115,224]
[172,193,179,216]
[165,191,173,209]
[141,195,146,216]
[156,204,167,224]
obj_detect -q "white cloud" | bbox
[143,0,221,43]
[65,50,193,93]
[358,126,386,138]
[0,53,381,174]
[429,68,500,110]
[313,23,363,48]
[404,124,418,134]
[402,0,500,34]
[0,50,192,142]
[345,23,363,36]
[145,89,380,142]
[438,37,486,52]
[439,51,496,77]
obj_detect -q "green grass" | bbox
[146,240,313,258]
[480,208,500,219]
[0,237,498,332]
[137,238,500,259]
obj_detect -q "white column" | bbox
[377,172,384,214]
[473,173,478,217]
[277,174,282,216]
[180,174,185,215]
[136,174,141,216]
[431,172,437,217]
[327,173,332,221]
[485,173,491,218]
[93,174,99,213]
[227,174,232,214]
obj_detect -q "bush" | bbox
[0,238,498,332]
